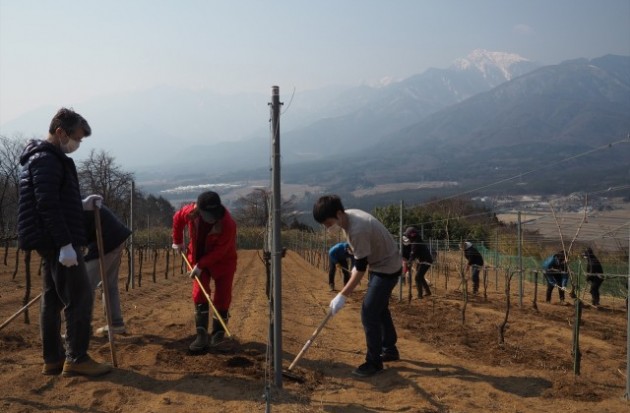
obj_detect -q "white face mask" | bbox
[325,222,340,233]
[61,138,80,154]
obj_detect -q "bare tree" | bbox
[232,188,297,228]
[77,149,134,217]
[232,189,270,227]
[0,134,28,236]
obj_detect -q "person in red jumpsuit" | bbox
[172,191,237,352]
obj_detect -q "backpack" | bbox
[542,255,557,270]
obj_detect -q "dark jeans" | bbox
[361,270,400,367]
[471,265,481,292]
[328,259,350,287]
[415,263,431,297]
[587,275,603,305]
[545,271,568,302]
[38,247,94,363]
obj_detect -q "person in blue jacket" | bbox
[17,108,111,377]
[543,250,568,303]
[328,242,354,291]
[83,205,132,335]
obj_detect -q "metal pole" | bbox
[130,180,135,289]
[399,200,403,301]
[625,222,630,400]
[518,211,523,307]
[270,86,283,388]
[573,260,581,376]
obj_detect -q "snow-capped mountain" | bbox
[2,50,542,173]
[274,50,541,162]
[451,49,538,85]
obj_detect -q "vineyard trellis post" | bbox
[398,200,403,301]
[518,211,523,308]
[572,260,582,376]
[625,223,630,400]
[129,180,135,289]
[270,85,283,388]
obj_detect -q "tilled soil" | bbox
[0,249,628,413]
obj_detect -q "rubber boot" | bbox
[189,303,209,352]
[210,310,229,347]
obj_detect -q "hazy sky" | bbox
[1,0,629,124]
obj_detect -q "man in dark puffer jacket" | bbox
[18,107,111,377]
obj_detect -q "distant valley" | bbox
[3,51,629,211]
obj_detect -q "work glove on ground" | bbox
[172,243,184,254]
[329,293,347,316]
[59,243,78,267]
[82,194,103,210]
[189,264,202,279]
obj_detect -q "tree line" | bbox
[0,134,174,239]
[0,134,305,242]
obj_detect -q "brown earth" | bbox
[1,249,628,413]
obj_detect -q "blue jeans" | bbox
[86,244,125,327]
[361,270,400,366]
[38,247,94,363]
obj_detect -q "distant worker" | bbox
[328,242,354,292]
[463,241,484,295]
[172,191,237,352]
[582,247,604,306]
[542,250,568,303]
[401,226,432,299]
[313,195,402,378]
[84,205,132,336]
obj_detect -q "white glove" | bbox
[59,243,78,267]
[82,194,103,210]
[172,243,184,253]
[189,264,202,279]
[329,293,347,316]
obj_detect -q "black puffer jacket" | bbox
[83,206,132,262]
[402,241,433,264]
[17,139,86,251]
[583,249,603,274]
[464,246,484,266]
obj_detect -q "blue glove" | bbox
[59,243,78,267]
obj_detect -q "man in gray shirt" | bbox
[313,195,402,377]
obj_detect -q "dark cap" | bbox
[404,226,419,239]
[196,191,225,223]
[402,226,419,246]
